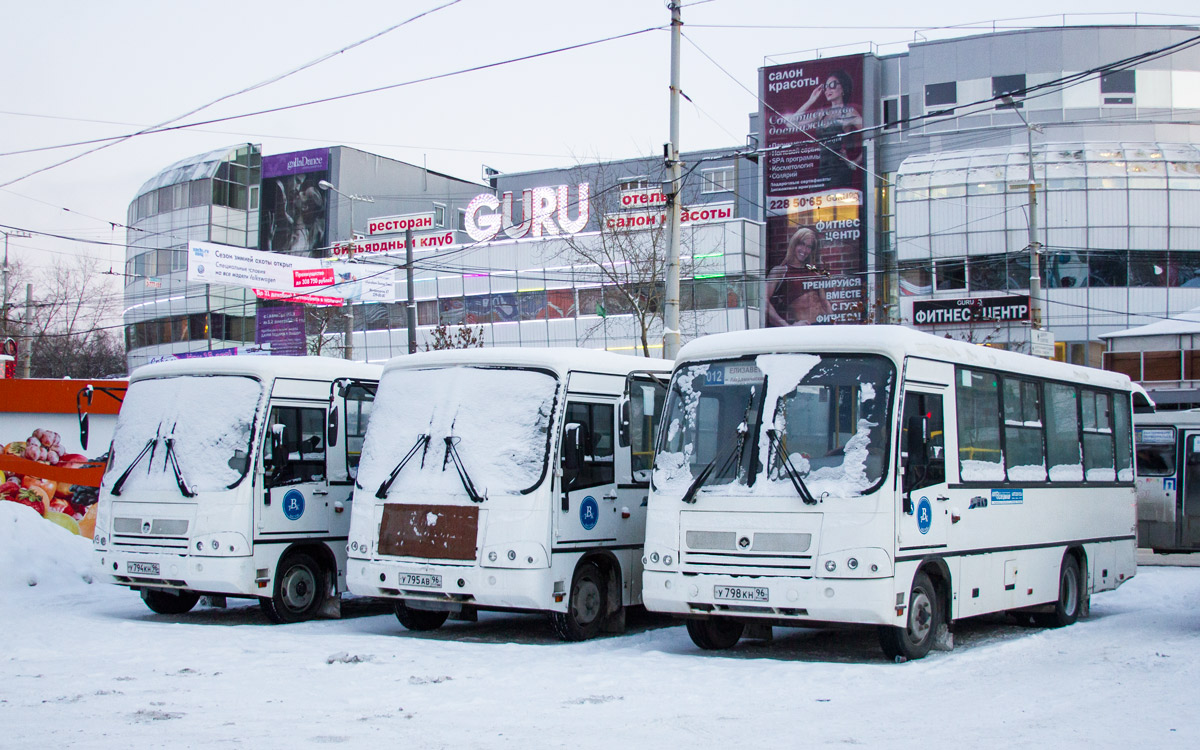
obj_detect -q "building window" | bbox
[1101,70,1135,105]
[935,260,966,291]
[884,98,900,130]
[434,203,446,228]
[701,166,735,193]
[618,176,649,192]
[457,208,467,232]
[992,74,1027,107]
[924,82,957,108]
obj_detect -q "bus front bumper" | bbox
[642,570,899,627]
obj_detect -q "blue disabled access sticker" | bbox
[991,488,1024,505]
[283,489,306,520]
[579,496,599,530]
[917,497,932,535]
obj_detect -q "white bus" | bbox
[93,356,382,622]
[1134,409,1200,553]
[643,326,1140,660]
[347,348,670,640]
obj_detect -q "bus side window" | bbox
[265,406,327,487]
[562,402,615,489]
[343,384,375,480]
[901,392,945,493]
[629,381,667,482]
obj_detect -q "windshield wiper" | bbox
[374,434,430,499]
[163,425,196,498]
[443,436,486,503]
[766,428,817,505]
[110,437,155,497]
[681,423,749,505]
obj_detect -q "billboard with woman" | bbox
[761,54,869,326]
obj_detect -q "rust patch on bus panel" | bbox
[378,504,479,560]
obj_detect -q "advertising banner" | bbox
[761,54,868,326]
[187,240,394,304]
[256,305,308,356]
[0,379,125,539]
[259,148,331,256]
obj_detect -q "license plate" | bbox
[127,561,160,576]
[396,572,441,589]
[713,585,768,602]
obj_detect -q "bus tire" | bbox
[1036,554,1082,628]
[686,617,745,650]
[260,552,326,624]
[550,562,606,641]
[141,588,200,615]
[394,601,449,631]
[879,571,940,661]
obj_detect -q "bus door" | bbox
[557,396,620,546]
[614,373,668,548]
[258,401,336,536]
[897,360,951,553]
[1181,433,1200,549]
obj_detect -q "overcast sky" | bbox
[3,1,1198,288]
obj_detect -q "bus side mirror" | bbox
[327,405,340,448]
[79,414,90,452]
[619,401,630,447]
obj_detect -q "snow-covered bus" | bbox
[643,326,1140,660]
[1134,409,1200,553]
[93,356,381,622]
[347,348,670,640]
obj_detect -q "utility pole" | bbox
[405,227,417,353]
[662,0,683,360]
[318,180,374,361]
[1,229,32,340]
[1005,96,1042,331]
[21,283,32,378]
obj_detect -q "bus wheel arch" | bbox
[1037,548,1086,628]
[551,553,619,641]
[879,563,948,661]
[259,545,330,624]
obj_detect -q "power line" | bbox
[0,0,465,189]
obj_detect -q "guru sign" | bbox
[464,183,590,242]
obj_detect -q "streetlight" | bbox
[1002,95,1043,332]
[317,181,374,361]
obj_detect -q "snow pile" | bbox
[0,502,95,590]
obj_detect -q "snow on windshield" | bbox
[104,376,261,494]
[758,354,888,498]
[653,354,893,501]
[358,367,556,499]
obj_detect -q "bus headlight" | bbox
[481,542,548,569]
[191,533,250,557]
[817,548,891,579]
[643,547,678,569]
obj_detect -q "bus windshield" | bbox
[655,354,894,501]
[104,375,262,494]
[358,366,557,499]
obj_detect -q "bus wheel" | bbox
[1036,555,1082,628]
[879,571,941,661]
[394,601,449,631]
[260,552,326,624]
[551,562,606,641]
[686,617,745,650]
[141,588,200,615]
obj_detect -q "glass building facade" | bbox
[123,144,262,368]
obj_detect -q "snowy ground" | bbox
[2,502,1198,749]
